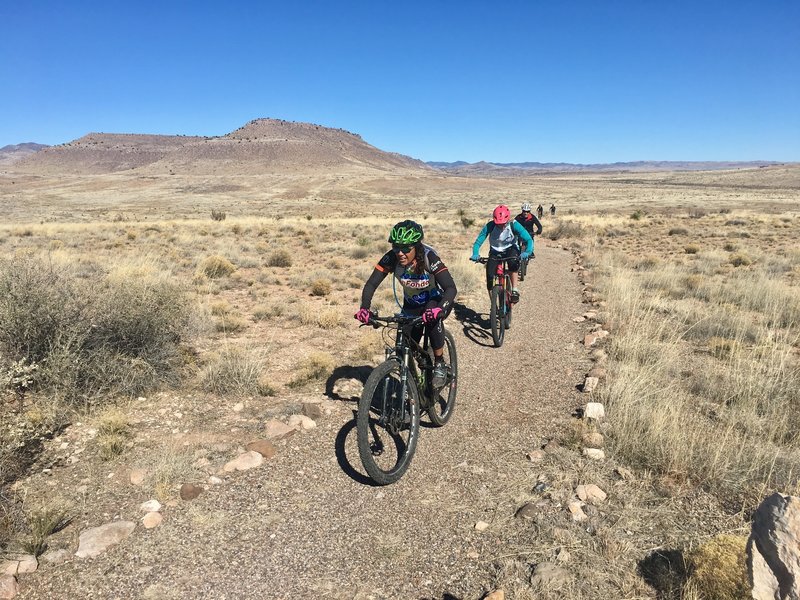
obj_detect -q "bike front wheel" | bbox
[357,359,421,485]
[489,285,506,347]
[427,328,458,427]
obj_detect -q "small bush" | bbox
[730,253,753,267]
[310,278,332,297]
[684,244,701,255]
[267,250,292,268]
[198,255,236,278]
[548,220,585,241]
[725,219,747,226]
[214,314,248,333]
[211,210,226,221]
[199,346,266,396]
[686,535,749,600]
[289,352,334,387]
[723,242,738,252]
[668,227,689,236]
[630,210,645,221]
[350,247,370,260]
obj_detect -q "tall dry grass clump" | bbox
[594,251,800,504]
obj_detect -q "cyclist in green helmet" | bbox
[355,220,457,388]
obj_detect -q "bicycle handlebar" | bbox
[362,313,425,328]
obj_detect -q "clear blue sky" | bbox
[2,1,798,163]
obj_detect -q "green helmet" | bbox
[388,220,424,245]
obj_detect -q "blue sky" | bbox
[1,1,798,162]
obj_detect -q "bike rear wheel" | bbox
[489,285,506,347]
[427,328,458,427]
[357,359,421,485]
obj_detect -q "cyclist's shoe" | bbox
[432,362,448,388]
[519,273,525,282]
[511,290,520,304]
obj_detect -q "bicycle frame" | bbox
[373,316,432,429]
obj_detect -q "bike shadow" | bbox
[452,301,494,348]
[334,410,380,486]
[324,365,373,402]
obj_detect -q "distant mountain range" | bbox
[426,160,787,175]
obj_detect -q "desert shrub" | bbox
[630,210,645,220]
[252,303,283,320]
[668,227,689,236]
[686,535,749,600]
[723,242,738,252]
[198,255,236,278]
[310,278,332,297]
[317,308,342,329]
[199,345,265,396]
[725,219,746,226]
[267,249,292,268]
[210,209,226,221]
[684,244,701,254]
[689,208,707,219]
[214,314,248,333]
[0,255,188,402]
[289,352,334,387]
[548,220,585,241]
[350,246,370,260]
[729,253,753,267]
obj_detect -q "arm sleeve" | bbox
[434,268,457,317]
[532,215,543,235]
[472,222,491,255]
[512,221,534,253]
[360,268,389,309]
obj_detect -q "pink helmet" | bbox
[493,204,511,225]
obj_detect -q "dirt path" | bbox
[22,240,592,599]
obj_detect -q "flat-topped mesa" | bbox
[227,118,364,142]
[9,118,429,175]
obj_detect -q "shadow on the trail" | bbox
[420,595,463,600]
[452,301,494,348]
[334,411,379,486]
[325,365,373,402]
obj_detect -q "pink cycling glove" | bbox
[354,308,372,324]
[422,307,443,324]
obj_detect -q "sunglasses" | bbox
[392,245,414,254]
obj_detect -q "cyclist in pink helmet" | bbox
[470,204,533,303]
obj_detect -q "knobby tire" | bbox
[490,285,505,347]
[357,359,420,485]
[426,328,458,427]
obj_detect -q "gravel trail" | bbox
[22,240,591,600]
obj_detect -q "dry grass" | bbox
[95,407,131,461]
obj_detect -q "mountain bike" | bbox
[357,313,458,485]
[477,256,513,347]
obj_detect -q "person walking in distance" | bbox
[355,220,457,388]
[470,204,533,304]
[550,203,556,216]
[536,204,544,218]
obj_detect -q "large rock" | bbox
[264,419,296,441]
[288,414,316,430]
[223,451,264,472]
[0,575,18,599]
[179,483,204,500]
[748,493,800,599]
[75,521,136,559]
[245,439,276,459]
